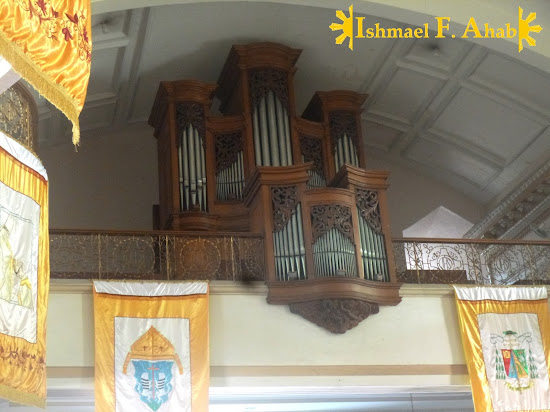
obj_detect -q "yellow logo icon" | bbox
[330,5,354,50]
[518,7,542,52]
[330,5,542,53]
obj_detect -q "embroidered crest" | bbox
[492,330,539,391]
[123,326,184,410]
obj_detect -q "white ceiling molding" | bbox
[465,161,550,239]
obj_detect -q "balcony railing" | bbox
[49,229,264,281]
[392,238,550,285]
[49,230,550,285]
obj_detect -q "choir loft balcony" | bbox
[50,231,550,286]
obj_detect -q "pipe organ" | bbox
[177,102,208,212]
[149,43,401,333]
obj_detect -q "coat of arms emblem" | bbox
[123,326,184,410]
[492,330,539,391]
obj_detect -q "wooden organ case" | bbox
[149,43,401,333]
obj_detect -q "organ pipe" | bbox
[334,133,359,171]
[216,151,245,201]
[357,210,388,281]
[178,125,207,212]
[312,228,357,277]
[273,204,306,281]
[252,91,293,166]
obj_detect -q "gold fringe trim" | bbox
[0,382,46,409]
[0,27,81,146]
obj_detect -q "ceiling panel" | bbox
[91,11,130,49]
[430,88,545,164]
[86,47,121,96]
[403,36,471,73]
[406,136,499,187]
[79,101,117,131]
[368,68,444,123]
[363,120,402,151]
[470,53,550,110]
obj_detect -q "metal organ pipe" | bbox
[259,97,271,165]
[188,126,197,207]
[334,133,359,171]
[178,125,207,212]
[273,205,306,281]
[274,96,286,166]
[312,228,357,277]
[357,210,388,281]
[252,90,293,166]
[181,127,189,209]
[267,92,280,166]
[216,151,245,202]
[178,139,185,210]
[253,107,262,165]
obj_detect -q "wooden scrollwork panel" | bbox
[215,131,245,202]
[300,135,326,188]
[271,186,306,280]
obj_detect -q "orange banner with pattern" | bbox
[0,0,92,144]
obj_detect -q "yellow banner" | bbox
[94,281,210,412]
[454,286,550,412]
[0,0,92,145]
[0,133,49,408]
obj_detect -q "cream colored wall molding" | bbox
[209,384,473,398]
[47,364,468,378]
[51,280,548,297]
[50,279,457,296]
[49,279,270,295]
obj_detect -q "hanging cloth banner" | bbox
[0,0,92,145]
[0,132,49,408]
[94,281,210,412]
[454,286,550,412]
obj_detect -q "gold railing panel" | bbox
[392,238,550,285]
[0,83,37,151]
[50,231,550,285]
[50,230,265,281]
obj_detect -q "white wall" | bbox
[46,282,469,389]
[366,156,483,236]
[38,123,159,230]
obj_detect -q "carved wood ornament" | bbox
[356,188,382,233]
[299,135,325,180]
[215,132,243,173]
[329,110,358,153]
[289,299,380,334]
[249,69,290,111]
[271,186,299,232]
[310,204,354,242]
[176,102,206,143]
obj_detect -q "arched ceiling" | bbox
[33,0,550,236]
[88,0,550,67]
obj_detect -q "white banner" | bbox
[114,317,192,412]
[0,179,40,343]
[479,312,550,412]
[94,281,208,297]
